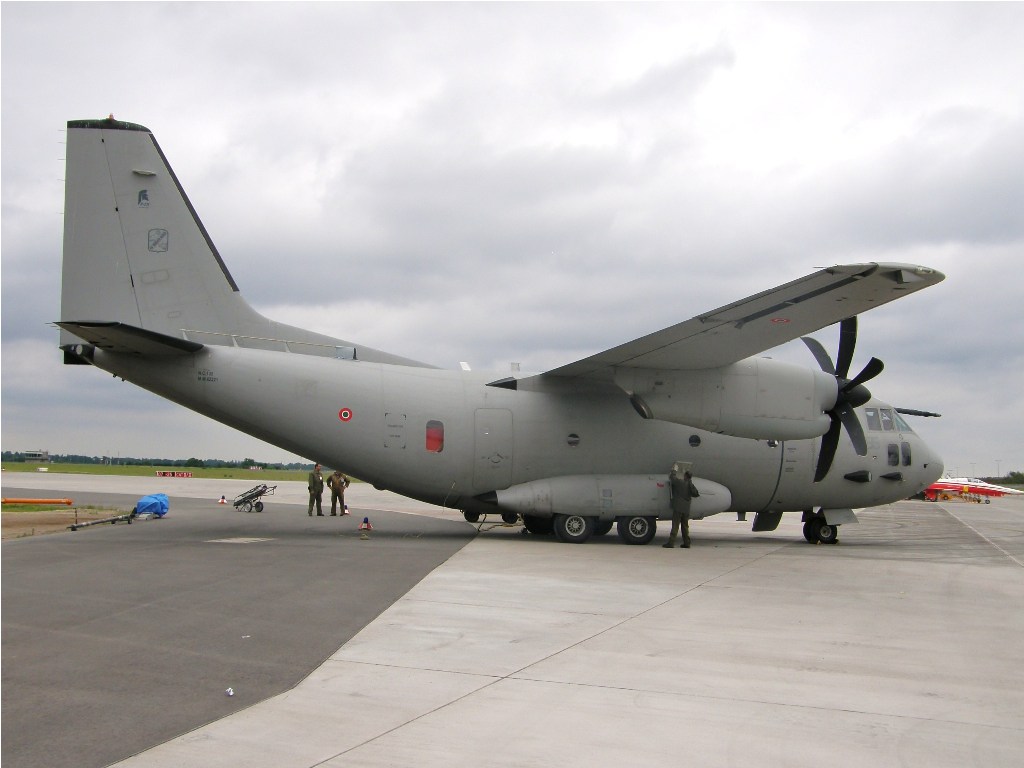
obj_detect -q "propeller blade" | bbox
[814,416,842,483]
[837,402,868,456]
[801,336,836,375]
[845,357,884,391]
[835,317,858,379]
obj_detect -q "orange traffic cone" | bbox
[359,516,373,539]
[219,495,227,505]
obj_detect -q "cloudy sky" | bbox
[2,2,1022,477]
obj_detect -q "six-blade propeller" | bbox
[801,317,884,482]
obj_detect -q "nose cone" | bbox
[918,442,945,486]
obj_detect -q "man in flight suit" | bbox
[663,462,699,548]
[308,463,325,516]
[327,469,351,516]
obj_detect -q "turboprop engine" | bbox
[617,357,837,440]
[491,474,732,521]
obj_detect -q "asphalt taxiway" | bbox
[3,473,1023,767]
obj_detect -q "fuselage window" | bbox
[426,420,444,453]
[880,408,895,431]
[901,442,912,466]
[887,443,900,466]
[864,408,882,431]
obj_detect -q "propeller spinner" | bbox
[801,317,884,482]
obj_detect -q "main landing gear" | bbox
[802,514,839,545]
[525,513,656,545]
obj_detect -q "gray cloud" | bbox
[2,2,1022,476]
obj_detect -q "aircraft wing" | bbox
[496,263,943,387]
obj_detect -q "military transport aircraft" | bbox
[57,117,946,545]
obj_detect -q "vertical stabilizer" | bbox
[59,117,433,367]
[60,118,260,346]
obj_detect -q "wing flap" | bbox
[57,321,204,356]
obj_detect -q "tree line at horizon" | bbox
[3,451,1020,485]
[1,451,314,471]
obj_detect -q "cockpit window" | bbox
[893,411,913,432]
[879,408,895,431]
[864,408,882,431]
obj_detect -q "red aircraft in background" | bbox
[921,477,1024,503]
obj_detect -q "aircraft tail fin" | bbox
[59,117,433,367]
[59,118,264,348]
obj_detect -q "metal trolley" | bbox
[233,484,276,513]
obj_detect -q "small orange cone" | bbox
[359,516,373,539]
[219,495,227,505]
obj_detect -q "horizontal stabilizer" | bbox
[57,322,204,356]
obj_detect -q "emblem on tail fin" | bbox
[147,229,169,252]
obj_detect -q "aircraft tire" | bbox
[817,522,838,544]
[616,515,657,545]
[806,517,838,545]
[522,515,554,535]
[594,520,614,536]
[553,513,595,544]
[802,521,817,543]
[463,511,481,523]
[500,512,518,524]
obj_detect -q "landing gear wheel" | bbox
[240,501,253,513]
[817,522,839,545]
[553,514,595,544]
[463,511,481,523]
[802,520,817,543]
[522,515,554,535]
[616,515,657,545]
[501,512,518,524]
[253,501,264,513]
[805,517,838,544]
[594,520,614,536]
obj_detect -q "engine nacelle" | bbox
[493,474,732,521]
[617,357,837,440]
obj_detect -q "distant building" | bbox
[24,450,50,462]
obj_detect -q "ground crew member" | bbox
[307,463,325,516]
[664,462,699,548]
[327,469,351,516]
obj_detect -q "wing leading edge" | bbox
[492,263,943,389]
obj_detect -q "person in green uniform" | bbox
[307,463,325,516]
[327,469,351,516]
[663,462,699,548]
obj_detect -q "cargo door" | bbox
[473,408,513,491]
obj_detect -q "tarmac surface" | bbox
[3,472,1023,767]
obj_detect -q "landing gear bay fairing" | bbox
[57,118,946,545]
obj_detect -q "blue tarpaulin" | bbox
[136,493,169,518]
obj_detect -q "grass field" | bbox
[1,462,312,482]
